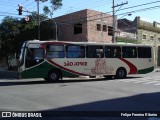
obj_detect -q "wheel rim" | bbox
[50,73,57,80]
[118,69,125,78]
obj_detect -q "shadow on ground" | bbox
[0,76,141,87]
[1,92,160,120]
[0,71,18,79]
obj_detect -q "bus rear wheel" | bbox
[46,70,60,82]
[116,68,126,79]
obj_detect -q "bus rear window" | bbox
[138,47,151,58]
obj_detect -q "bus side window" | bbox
[122,47,137,58]
[86,46,104,58]
[105,47,111,58]
[46,45,65,58]
[66,45,85,58]
[105,46,121,58]
[96,48,104,58]
[113,47,121,58]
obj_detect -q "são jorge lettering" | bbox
[64,61,87,66]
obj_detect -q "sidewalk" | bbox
[0,67,18,79]
[154,66,160,72]
[0,67,18,73]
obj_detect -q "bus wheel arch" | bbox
[115,67,127,79]
[46,69,62,82]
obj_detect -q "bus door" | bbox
[24,45,45,78]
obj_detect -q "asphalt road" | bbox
[0,71,160,120]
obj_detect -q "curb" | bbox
[155,69,160,72]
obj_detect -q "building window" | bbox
[150,36,154,40]
[103,25,107,32]
[142,34,147,40]
[74,23,82,34]
[97,24,101,31]
[108,26,113,36]
[158,38,160,42]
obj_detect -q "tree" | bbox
[0,12,47,58]
[21,12,47,30]
[0,17,21,58]
[20,12,48,41]
[34,0,62,18]
[43,0,62,18]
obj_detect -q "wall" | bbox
[86,9,113,43]
[54,9,88,42]
[52,9,113,43]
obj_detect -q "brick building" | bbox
[41,9,114,43]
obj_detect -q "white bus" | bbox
[18,40,154,82]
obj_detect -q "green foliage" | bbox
[116,37,141,44]
[0,17,21,57]
[43,0,63,18]
[0,0,63,58]
[0,14,46,58]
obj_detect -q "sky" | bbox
[0,0,159,23]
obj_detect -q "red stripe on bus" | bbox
[119,58,137,74]
[47,60,88,76]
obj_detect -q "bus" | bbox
[18,40,154,82]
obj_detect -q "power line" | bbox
[49,4,160,26]
[117,0,160,12]
[1,0,160,24]
[50,0,120,17]
[56,0,160,26]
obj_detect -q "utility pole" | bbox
[37,0,40,40]
[112,1,128,43]
[154,34,157,68]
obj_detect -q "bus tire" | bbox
[116,67,126,79]
[47,70,61,82]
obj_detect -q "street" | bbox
[0,71,160,120]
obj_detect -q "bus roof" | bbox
[24,40,152,47]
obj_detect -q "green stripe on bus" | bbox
[21,61,78,78]
[138,66,154,74]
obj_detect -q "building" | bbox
[41,9,114,43]
[117,16,160,45]
[118,16,160,66]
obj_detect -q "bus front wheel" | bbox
[46,70,60,82]
[116,68,126,79]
